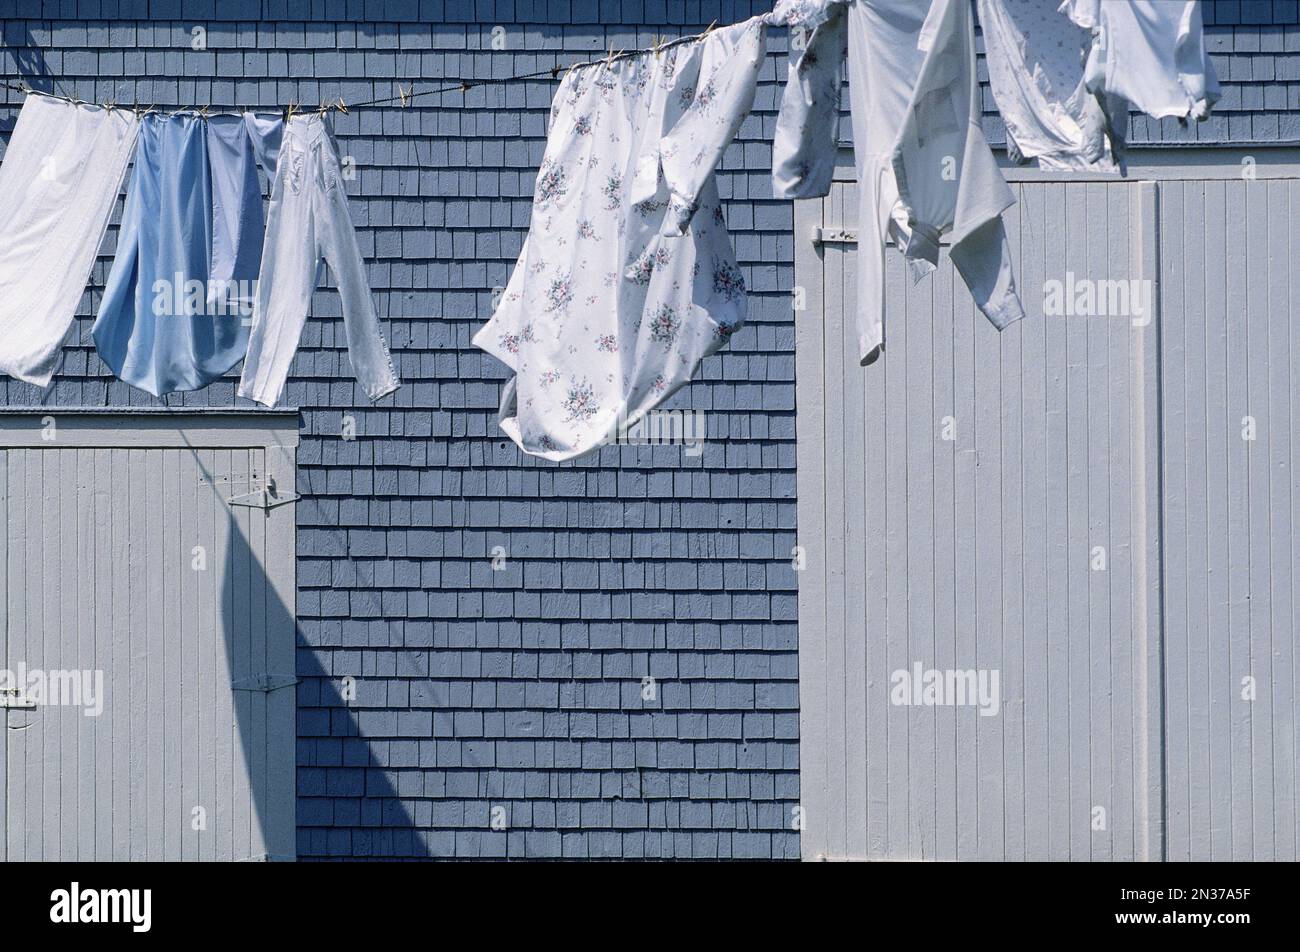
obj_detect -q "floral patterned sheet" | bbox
[474,17,768,461]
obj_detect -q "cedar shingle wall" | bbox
[0,0,1290,859]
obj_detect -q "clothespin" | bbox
[335,96,348,114]
[285,98,299,122]
[459,80,472,94]
[398,83,412,108]
[651,34,664,56]
[704,19,717,36]
[605,45,622,67]
[103,95,117,112]
[198,103,211,119]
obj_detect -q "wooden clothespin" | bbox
[285,98,299,121]
[398,83,412,108]
[704,19,717,36]
[459,80,472,94]
[335,96,348,114]
[651,34,664,56]
[198,103,211,119]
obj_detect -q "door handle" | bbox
[0,688,37,710]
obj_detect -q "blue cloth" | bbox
[94,112,280,397]
[242,112,283,176]
[206,114,282,316]
[206,115,265,315]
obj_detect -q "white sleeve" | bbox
[770,0,848,200]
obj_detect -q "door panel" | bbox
[796,176,1163,860]
[1157,178,1300,861]
[0,426,296,861]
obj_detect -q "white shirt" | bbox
[1063,0,1220,123]
[773,0,1025,362]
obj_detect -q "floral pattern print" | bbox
[545,273,573,313]
[712,261,745,301]
[562,377,600,423]
[626,244,672,285]
[648,303,681,345]
[472,18,767,460]
[534,159,567,208]
[499,323,537,354]
[601,174,623,211]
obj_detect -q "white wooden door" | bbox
[0,413,298,861]
[794,156,1300,861]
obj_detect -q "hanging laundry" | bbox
[0,93,139,387]
[93,113,280,397]
[1062,0,1220,154]
[773,0,1024,363]
[237,113,400,407]
[473,18,767,461]
[206,114,280,316]
[240,112,283,178]
[976,0,1115,171]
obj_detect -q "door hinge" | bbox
[812,226,858,246]
[0,688,37,710]
[231,674,299,693]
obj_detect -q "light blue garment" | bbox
[242,112,283,175]
[94,112,280,397]
[94,114,235,395]
[206,115,265,314]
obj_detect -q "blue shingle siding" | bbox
[0,1,1287,860]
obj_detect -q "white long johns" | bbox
[772,0,1024,362]
[0,94,139,387]
[238,113,400,407]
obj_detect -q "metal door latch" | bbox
[812,226,858,246]
[0,688,37,709]
[228,473,299,510]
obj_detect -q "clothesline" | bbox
[0,1,1221,458]
[0,20,735,119]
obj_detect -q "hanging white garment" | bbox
[0,93,139,387]
[773,0,1024,363]
[1063,0,1220,125]
[976,0,1115,171]
[474,18,767,461]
